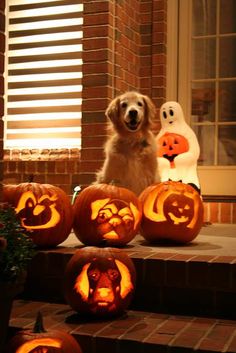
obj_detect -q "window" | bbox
[4,0,83,149]
[167,0,236,195]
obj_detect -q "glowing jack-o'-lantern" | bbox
[63,247,136,317]
[73,183,142,246]
[157,132,189,168]
[6,312,83,353]
[139,181,203,243]
[3,182,74,248]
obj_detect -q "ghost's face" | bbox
[160,101,185,128]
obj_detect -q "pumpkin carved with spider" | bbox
[3,182,74,248]
[73,183,142,246]
[139,181,203,243]
[63,247,136,317]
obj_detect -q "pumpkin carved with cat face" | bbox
[3,182,73,248]
[139,181,203,243]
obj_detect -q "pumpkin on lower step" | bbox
[139,181,203,243]
[73,183,142,246]
[6,311,83,353]
[63,247,136,317]
[3,182,73,248]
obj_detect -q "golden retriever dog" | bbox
[95,91,159,195]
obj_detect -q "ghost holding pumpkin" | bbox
[156,101,201,192]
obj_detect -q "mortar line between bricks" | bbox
[140,317,171,343]
[193,318,219,351]
[116,314,157,342]
[168,317,195,347]
[222,328,236,353]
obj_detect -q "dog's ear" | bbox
[74,262,91,301]
[105,97,120,122]
[143,95,157,123]
[91,198,110,220]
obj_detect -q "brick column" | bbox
[79,0,168,189]
[80,0,114,188]
[140,0,167,134]
[0,0,5,201]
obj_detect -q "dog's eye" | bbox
[137,101,143,107]
[169,109,174,116]
[88,269,100,281]
[108,269,119,280]
[97,210,112,223]
[121,102,127,108]
[163,111,167,119]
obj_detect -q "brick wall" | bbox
[1,0,235,223]
[0,0,5,201]
[3,149,80,196]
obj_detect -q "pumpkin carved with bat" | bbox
[73,183,142,246]
[3,182,74,248]
[63,247,136,317]
[139,181,203,243]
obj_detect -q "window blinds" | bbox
[5,0,83,149]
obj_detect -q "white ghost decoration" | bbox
[156,101,200,191]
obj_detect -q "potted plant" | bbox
[0,202,36,351]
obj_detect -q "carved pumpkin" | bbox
[157,132,189,168]
[73,183,142,246]
[3,182,73,248]
[63,247,136,317]
[7,312,82,353]
[139,181,203,243]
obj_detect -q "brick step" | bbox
[8,299,236,353]
[21,224,236,319]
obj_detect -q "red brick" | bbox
[209,202,220,223]
[83,13,110,26]
[220,202,232,223]
[197,323,236,351]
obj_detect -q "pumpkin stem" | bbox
[28,174,34,183]
[33,311,46,333]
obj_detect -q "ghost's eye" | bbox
[169,109,174,116]
[163,111,167,119]
[184,204,190,210]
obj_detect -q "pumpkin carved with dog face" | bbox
[73,183,142,246]
[7,312,83,353]
[139,181,203,243]
[63,247,136,317]
[3,182,73,248]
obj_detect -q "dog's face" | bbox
[106,91,156,133]
[74,257,134,314]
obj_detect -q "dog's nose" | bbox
[129,109,138,119]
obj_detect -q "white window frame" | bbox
[167,0,236,196]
